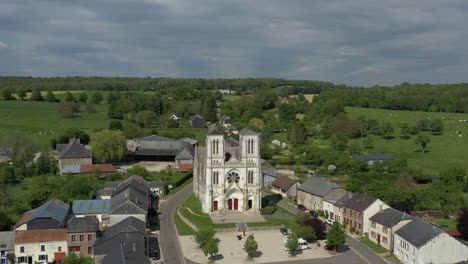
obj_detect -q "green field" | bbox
[346,107,468,174]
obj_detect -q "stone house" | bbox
[322,188,348,223]
[56,138,92,174]
[271,176,299,200]
[67,217,99,257]
[0,231,15,264]
[368,208,413,251]
[296,176,341,211]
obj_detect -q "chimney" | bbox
[379,204,383,212]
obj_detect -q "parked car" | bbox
[297,204,307,211]
[324,244,335,250]
[151,250,160,260]
[325,219,334,225]
[283,237,310,251]
[280,225,289,235]
[309,210,318,217]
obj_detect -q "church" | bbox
[193,128,262,214]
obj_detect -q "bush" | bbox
[349,226,356,234]
[260,206,277,215]
[317,209,324,217]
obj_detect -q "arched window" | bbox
[212,171,219,185]
[248,170,254,184]
[226,171,240,184]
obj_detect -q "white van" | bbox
[283,237,310,251]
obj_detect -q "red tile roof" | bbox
[15,210,33,228]
[80,164,116,174]
[179,163,193,171]
[15,229,68,244]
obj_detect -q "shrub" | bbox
[317,209,324,217]
[260,206,277,215]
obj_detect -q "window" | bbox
[371,231,376,239]
[226,171,240,184]
[1,259,5,264]
[58,246,62,252]
[212,171,219,185]
[371,222,376,228]
[358,224,361,229]
[20,246,24,253]
[211,139,219,154]
[247,139,254,154]
[248,170,254,184]
[71,235,76,242]
[88,247,92,254]
[18,257,26,263]
[88,234,93,241]
[0,251,4,256]
[382,236,388,244]
[383,227,388,234]
[401,240,409,251]
[41,245,45,251]
[80,235,84,241]
[39,255,48,261]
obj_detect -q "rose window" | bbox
[227,172,240,183]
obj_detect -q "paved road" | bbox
[159,183,193,264]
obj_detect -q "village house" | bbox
[393,218,468,264]
[353,154,393,165]
[15,199,70,231]
[67,217,99,257]
[71,199,111,227]
[219,115,233,127]
[368,208,413,251]
[190,115,206,128]
[297,176,341,211]
[342,193,389,236]
[322,188,349,223]
[271,176,299,200]
[0,231,15,264]
[333,192,352,225]
[56,138,92,174]
[15,229,68,264]
[261,159,277,187]
[109,188,148,226]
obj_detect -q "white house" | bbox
[322,188,348,223]
[394,218,468,264]
[15,229,68,264]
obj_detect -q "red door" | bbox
[234,199,239,210]
[377,234,381,244]
[228,199,232,210]
[213,201,218,211]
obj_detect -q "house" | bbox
[342,193,389,236]
[126,135,197,165]
[193,128,262,213]
[296,176,341,211]
[0,147,11,164]
[93,217,150,264]
[109,188,148,226]
[191,115,206,128]
[271,139,281,147]
[149,181,165,196]
[261,159,277,187]
[79,164,116,175]
[219,115,233,127]
[271,176,299,200]
[72,199,111,227]
[15,229,68,264]
[333,192,353,225]
[170,113,183,121]
[322,188,348,223]
[67,217,99,257]
[0,231,15,264]
[368,208,413,251]
[394,218,468,264]
[353,154,393,165]
[15,199,70,231]
[57,138,93,174]
[97,176,152,200]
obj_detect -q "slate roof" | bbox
[15,229,67,244]
[323,188,348,204]
[175,142,195,160]
[0,231,15,251]
[97,189,114,198]
[16,199,70,228]
[191,115,206,128]
[94,217,150,264]
[272,176,298,192]
[149,181,164,189]
[297,176,340,197]
[67,217,99,233]
[369,208,413,228]
[334,192,352,208]
[113,176,150,197]
[343,193,378,212]
[240,128,260,136]
[58,139,92,159]
[225,137,240,147]
[72,199,111,215]
[353,154,393,161]
[134,135,175,142]
[110,188,148,215]
[178,137,198,145]
[208,127,223,136]
[220,115,233,124]
[394,218,443,248]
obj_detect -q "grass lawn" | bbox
[433,218,457,231]
[346,106,468,174]
[174,210,197,236]
[273,206,295,217]
[359,237,388,254]
[248,218,298,229]
[0,100,110,149]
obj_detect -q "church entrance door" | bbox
[213,201,218,211]
[228,199,233,210]
[234,199,239,210]
[248,199,252,209]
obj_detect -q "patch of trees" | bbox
[50,128,90,149]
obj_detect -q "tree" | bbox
[203,238,219,260]
[17,89,27,100]
[109,120,123,130]
[7,252,15,264]
[304,218,327,239]
[363,136,374,149]
[195,228,216,248]
[61,252,93,264]
[285,234,299,255]
[78,92,88,103]
[399,122,411,139]
[57,102,80,118]
[326,222,346,251]
[30,89,44,101]
[1,88,15,100]
[90,130,126,163]
[91,91,103,104]
[46,90,59,102]
[64,92,76,102]
[290,121,308,146]
[348,141,361,154]
[0,210,12,231]
[380,121,394,139]
[330,132,349,151]
[457,208,468,240]
[292,225,316,242]
[415,133,430,153]
[134,110,158,128]
[295,211,310,225]
[429,119,444,135]
[243,234,258,259]
[85,102,96,113]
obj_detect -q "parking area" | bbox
[179,229,337,264]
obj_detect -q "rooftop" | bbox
[272,176,298,192]
[67,217,99,233]
[369,208,413,228]
[15,229,68,244]
[343,193,378,212]
[58,138,92,159]
[72,199,111,215]
[297,176,340,197]
[395,218,443,248]
[0,231,15,251]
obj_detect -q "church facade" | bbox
[193,128,262,214]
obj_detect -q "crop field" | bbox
[346,107,468,174]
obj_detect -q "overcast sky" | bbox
[1,0,467,86]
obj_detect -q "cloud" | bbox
[0,0,467,85]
